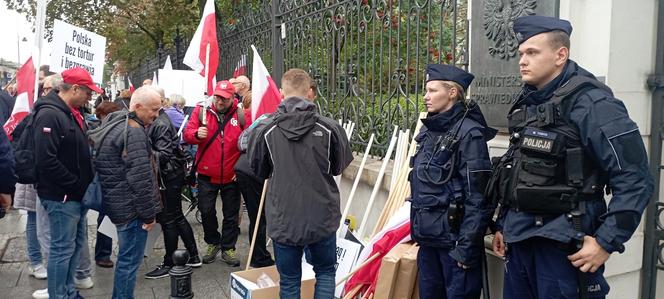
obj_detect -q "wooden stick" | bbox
[336,252,381,286]
[357,126,398,239]
[343,285,364,299]
[339,134,375,236]
[245,180,269,270]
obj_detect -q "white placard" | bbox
[98,216,117,241]
[50,19,106,83]
[158,69,207,107]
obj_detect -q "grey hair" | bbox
[169,94,187,108]
[130,86,161,110]
[45,74,63,89]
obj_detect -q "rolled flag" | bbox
[250,45,281,120]
[183,0,219,95]
[3,57,36,139]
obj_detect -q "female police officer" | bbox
[410,64,496,299]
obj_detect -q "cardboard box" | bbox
[392,244,419,299]
[229,265,315,299]
[374,243,415,299]
[411,276,419,299]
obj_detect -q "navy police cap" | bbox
[425,64,474,91]
[513,15,573,45]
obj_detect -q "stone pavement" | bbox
[0,200,263,299]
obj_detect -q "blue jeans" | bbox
[41,199,87,299]
[112,219,148,299]
[274,234,336,299]
[26,211,43,266]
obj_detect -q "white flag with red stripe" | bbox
[128,77,135,93]
[183,0,219,95]
[3,57,36,139]
[250,45,281,120]
[343,202,412,295]
[233,54,247,78]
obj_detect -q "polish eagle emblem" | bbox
[483,0,537,60]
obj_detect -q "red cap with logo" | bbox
[61,67,103,94]
[213,80,236,99]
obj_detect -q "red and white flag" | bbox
[250,45,281,120]
[343,203,412,295]
[183,0,219,95]
[128,77,135,93]
[233,54,247,78]
[3,57,36,139]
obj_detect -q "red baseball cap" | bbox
[61,67,103,94]
[213,80,236,99]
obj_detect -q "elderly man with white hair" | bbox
[230,75,251,111]
[88,86,162,299]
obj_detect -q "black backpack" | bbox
[11,112,38,184]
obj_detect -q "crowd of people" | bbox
[0,15,655,299]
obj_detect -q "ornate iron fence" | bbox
[219,0,468,154]
[132,0,468,154]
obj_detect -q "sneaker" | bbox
[145,264,171,279]
[221,249,241,267]
[32,288,48,299]
[28,264,47,279]
[202,244,221,264]
[186,255,202,268]
[74,277,94,289]
[74,291,85,299]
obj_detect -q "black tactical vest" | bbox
[491,77,610,215]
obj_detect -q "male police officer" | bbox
[488,16,653,298]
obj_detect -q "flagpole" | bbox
[202,43,211,126]
[32,0,46,106]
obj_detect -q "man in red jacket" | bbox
[183,80,250,266]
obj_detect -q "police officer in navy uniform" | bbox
[410,64,496,299]
[487,16,654,298]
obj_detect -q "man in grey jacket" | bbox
[248,68,353,298]
[91,86,162,299]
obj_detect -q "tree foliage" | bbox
[4,0,204,72]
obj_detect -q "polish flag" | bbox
[128,77,135,93]
[250,45,281,120]
[233,54,247,78]
[343,202,412,296]
[183,0,219,95]
[3,57,36,139]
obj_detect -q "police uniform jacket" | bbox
[410,102,496,266]
[495,60,654,253]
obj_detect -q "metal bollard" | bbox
[170,249,194,299]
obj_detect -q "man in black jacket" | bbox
[248,68,353,298]
[90,86,162,298]
[144,86,201,279]
[33,67,98,298]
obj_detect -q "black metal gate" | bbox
[218,0,468,153]
[642,1,664,298]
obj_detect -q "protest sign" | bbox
[50,19,106,83]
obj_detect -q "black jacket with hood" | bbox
[248,97,353,246]
[32,92,93,202]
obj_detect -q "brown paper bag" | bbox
[374,243,413,299]
[392,244,419,299]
